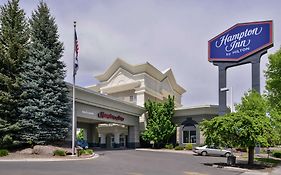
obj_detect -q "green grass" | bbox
[272,150,281,158]
[255,158,281,166]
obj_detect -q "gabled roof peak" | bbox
[95,58,186,94]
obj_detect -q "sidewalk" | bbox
[239,165,281,175]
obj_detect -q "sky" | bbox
[5,0,281,107]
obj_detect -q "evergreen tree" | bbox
[19,1,70,145]
[0,0,29,147]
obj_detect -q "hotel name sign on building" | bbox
[208,21,273,62]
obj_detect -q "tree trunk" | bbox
[248,146,255,165]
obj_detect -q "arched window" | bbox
[181,117,198,144]
[182,126,196,143]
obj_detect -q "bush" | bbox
[174,146,184,150]
[272,150,281,158]
[53,149,66,156]
[165,144,173,149]
[0,149,9,157]
[185,143,193,150]
[79,149,94,156]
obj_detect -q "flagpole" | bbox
[72,21,77,155]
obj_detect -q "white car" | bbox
[193,145,232,157]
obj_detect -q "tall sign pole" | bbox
[208,20,273,115]
[72,21,79,155]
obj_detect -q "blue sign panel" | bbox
[208,21,273,62]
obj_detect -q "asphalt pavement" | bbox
[0,149,280,175]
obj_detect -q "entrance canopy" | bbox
[67,83,145,148]
[67,83,145,126]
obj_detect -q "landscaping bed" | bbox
[0,145,95,160]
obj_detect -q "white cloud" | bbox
[16,0,281,107]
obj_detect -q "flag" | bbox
[74,27,79,76]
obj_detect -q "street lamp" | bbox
[220,87,233,112]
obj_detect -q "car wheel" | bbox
[201,151,207,156]
[225,152,231,157]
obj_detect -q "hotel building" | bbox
[68,58,220,148]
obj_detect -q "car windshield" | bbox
[207,145,220,149]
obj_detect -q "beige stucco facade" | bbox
[67,83,144,148]
[69,58,220,148]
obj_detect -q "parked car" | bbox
[193,145,232,157]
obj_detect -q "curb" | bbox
[135,148,194,154]
[0,153,99,162]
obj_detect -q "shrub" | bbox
[85,149,94,155]
[174,146,184,150]
[185,143,193,150]
[272,151,281,158]
[53,149,66,156]
[165,144,173,149]
[79,149,94,156]
[0,149,9,157]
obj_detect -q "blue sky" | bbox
[8,0,281,107]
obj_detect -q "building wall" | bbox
[93,67,184,108]
[173,107,220,145]
[143,75,182,107]
[83,60,222,147]
[109,90,137,104]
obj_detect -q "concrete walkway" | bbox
[239,165,281,175]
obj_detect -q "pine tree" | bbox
[0,0,29,147]
[19,1,70,145]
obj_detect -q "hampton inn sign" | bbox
[209,20,273,115]
[209,21,273,62]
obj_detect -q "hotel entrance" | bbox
[103,132,127,149]
[68,84,145,149]
[97,124,129,148]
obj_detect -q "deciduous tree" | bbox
[142,96,176,148]
[200,91,275,165]
[265,47,281,145]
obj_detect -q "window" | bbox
[111,137,115,148]
[183,131,190,143]
[182,129,196,143]
[120,136,125,147]
[190,130,196,143]
[129,95,134,102]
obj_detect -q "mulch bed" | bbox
[0,145,94,160]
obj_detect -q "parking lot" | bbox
[0,149,244,175]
